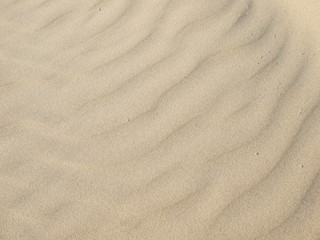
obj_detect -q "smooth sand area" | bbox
[0,0,320,239]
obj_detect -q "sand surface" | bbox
[0,0,320,239]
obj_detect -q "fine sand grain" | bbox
[0,0,320,239]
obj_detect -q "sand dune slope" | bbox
[0,0,320,239]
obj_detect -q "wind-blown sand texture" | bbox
[0,0,320,239]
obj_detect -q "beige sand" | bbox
[0,0,320,239]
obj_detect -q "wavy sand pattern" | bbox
[0,0,320,239]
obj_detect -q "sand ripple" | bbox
[0,0,320,239]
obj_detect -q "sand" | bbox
[0,0,320,239]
